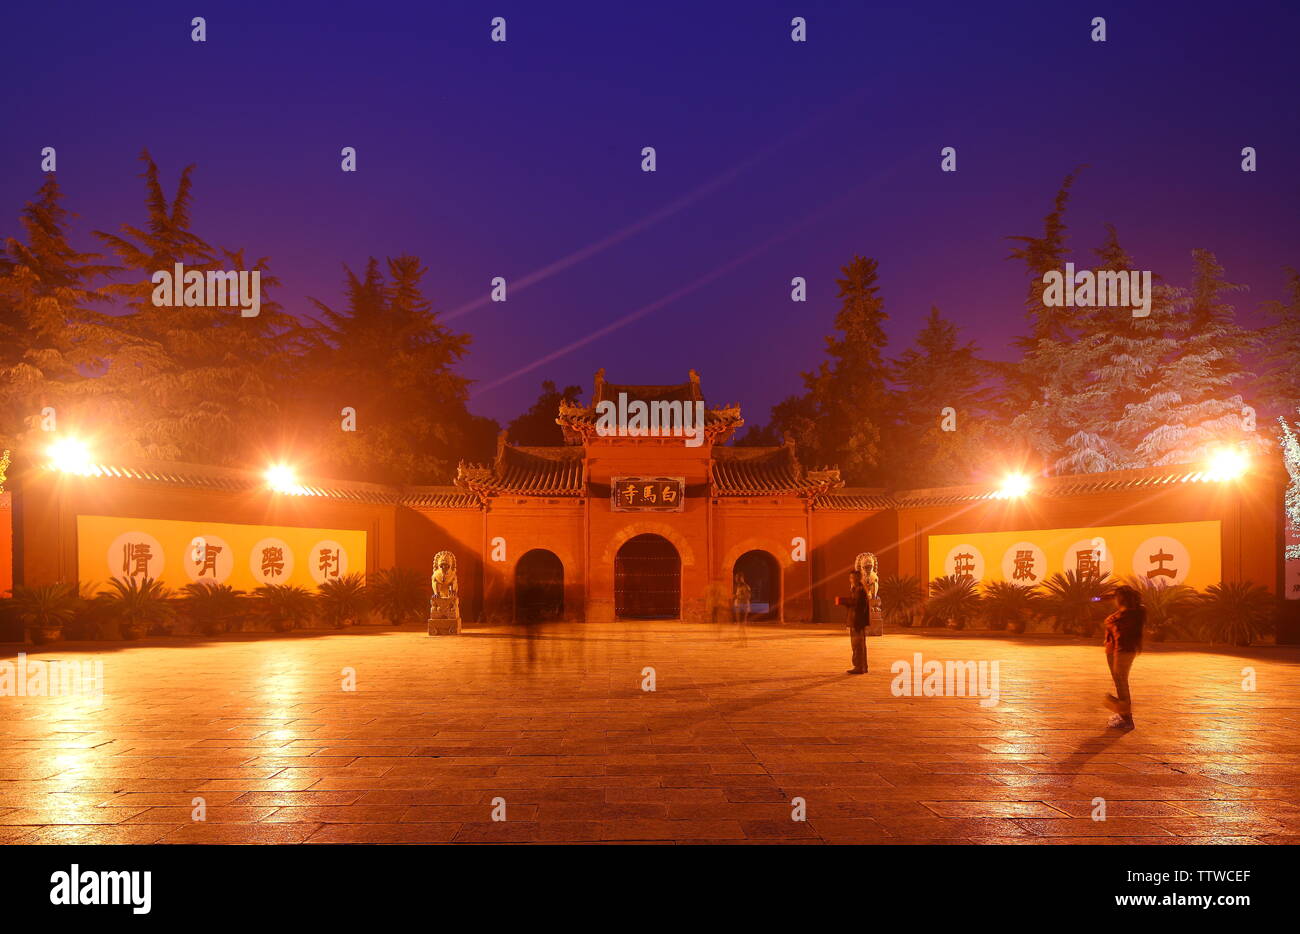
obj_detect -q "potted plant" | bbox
[1123,576,1196,642]
[1039,571,1113,636]
[9,582,79,644]
[100,576,175,640]
[317,573,369,628]
[879,574,923,628]
[367,567,428,625]
[182,581,246,635]
[1192,581,1276,647]
[253,584,316,632]
[981,581,1041,633]
[927,574,981,630]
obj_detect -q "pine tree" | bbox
[508,380,583,446]
[1052,227,1178,474]
[1259,268,1300,420]
[1122,250,1260,466]
[300,256,496,484]
[92,151,301,464]
[772,255,892,483]
[888,306,996,487]
[0,175,116,451]
[1004,172,1089,470]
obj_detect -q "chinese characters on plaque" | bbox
[611,476,686,513]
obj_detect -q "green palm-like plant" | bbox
[1039,570,1113,636]
[182,582,246,635]
[100,576,175,640]
[981,581,1042,632]
[9,583,79,643]
[317,574,369,628]
[253,584,316,632]
[926,575,981,629]
[1123,576,1197,642]
[1192,581,1276,647]
[367,567,428,625]
[879,574,923,628]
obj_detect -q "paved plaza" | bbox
[2,622,1299,845]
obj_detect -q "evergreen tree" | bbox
[771,255,892,483]
[1052,227,1178,474]
[1259,268,1300,420]
[1004,173,1088,470]
[92,151,301,464]
[507,380,582,446]
[888,306,996,487]
[1121,250,1260,466]
[0,175,116,451]
[300,256,497,484]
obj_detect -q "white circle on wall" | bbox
[309,540,349,585]
[1064,538,1115,579]
[183,534,233,583]
[943,543,984,581]
[249,537,295,584]
[106,531,165,581]
[1000,541,1047,584]
[1131,536,1190,586]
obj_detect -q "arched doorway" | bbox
[733,550,780,621]
[515,549,564,622]
[615,534,681,619]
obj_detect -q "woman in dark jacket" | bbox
[1103,585,1146,730]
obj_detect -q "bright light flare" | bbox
[47,437,99,476]
[265,463,304,494]
[1205,446,1249,482]
[995,472,1032,499]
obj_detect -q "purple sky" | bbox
[2,0,1297,426]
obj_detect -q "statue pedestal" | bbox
[868,600,884,637]
[428,596,461,635]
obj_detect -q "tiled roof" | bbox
[558,367,744,444]
[456,442,586,497]
[37,459,481,508]
[813,488,894,510]
[711,444,842,496]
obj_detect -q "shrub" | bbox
[1039,571,1113,636]
[1192,581,1276,646]
[366,567,428,625]
[182,582,246,635]
[981,581,1042,632]
[926,575,981,629]
[253,584,316,632]
[1123,576,1197,642]
[317,574,369,628]
[100,577,175,640]
[879,574,923,628]
[9,583,79,643]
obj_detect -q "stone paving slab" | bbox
[2,622,1299,844]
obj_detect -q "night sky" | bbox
[3,0,1297,427]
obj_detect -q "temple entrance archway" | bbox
[615,534,681,620]
[515,549,564,622]
[733,549,780,621]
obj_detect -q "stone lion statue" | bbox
[428,551,461,635]
[854,552,879,600]
[431,550,458,599]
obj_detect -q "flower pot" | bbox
[120,623,146,641]
[29,626,64,645]
[946,618,964,631]
[1007,620,1025,634]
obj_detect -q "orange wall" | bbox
[894,478,1284,594]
